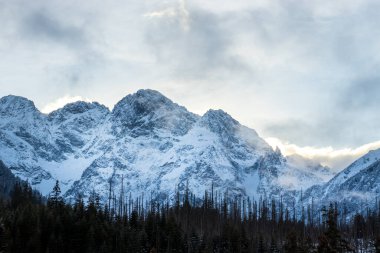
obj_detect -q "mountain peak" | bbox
[135,89,169,99]
[112,89,175,116]
[204,109,234,118]
[0,95,40,118]
[0,95,37,111]
[49,101,109,116]
[200,109,239,134]
[47,101,110,125]
[112,89,198,135]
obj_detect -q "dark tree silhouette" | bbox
[0,180,378,252]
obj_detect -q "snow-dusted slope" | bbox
[0,90,333,205]
[304,148,380,215]
[286,154,334,187]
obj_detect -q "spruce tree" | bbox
[48,180,63,209]
[0,219,6,253]
[375,236,380,253]
[257,234,266,253]
[284,231,297,253]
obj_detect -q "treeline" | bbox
[0,181,380,252]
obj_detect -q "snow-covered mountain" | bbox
[304,148,380,215]
[0,89,334,205]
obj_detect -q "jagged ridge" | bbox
[0,90,334,208]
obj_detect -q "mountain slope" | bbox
[304,148,380,215]
[0,90,333,205]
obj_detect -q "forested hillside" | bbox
[0,161,19,199]
[0,181,380,253]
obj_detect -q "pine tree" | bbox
[374,235,380,253]
[257,234,266,253]
[0,218,6,253]
[269,236,279,253]
[284,231,297,253]
[317,204,347,253]
[48,180,63,209]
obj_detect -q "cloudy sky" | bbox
[1,0,380,170]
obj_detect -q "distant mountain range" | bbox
[0,89,378,215]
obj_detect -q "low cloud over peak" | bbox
[266,137,380,171]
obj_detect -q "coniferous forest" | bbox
[0,181,380,253]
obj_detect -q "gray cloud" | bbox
[21,10,87,48]
[339,77,380,111]
[1,0,380,152]
[4,2,106,89]
[264,75,380,148]
[144,5,252,81]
